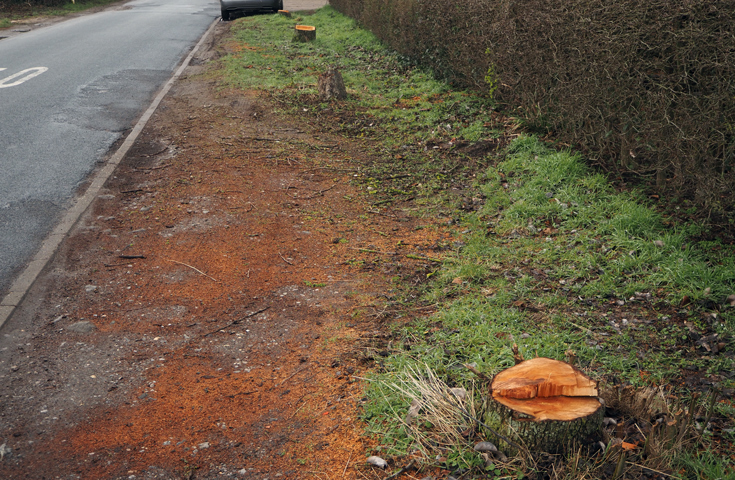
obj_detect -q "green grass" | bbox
[220,8,735,479]
[222,8,497,211]
[2,0,124,21]
[676,450,734,480]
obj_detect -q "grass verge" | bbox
[219,8,735,479]
[0,0,121,23]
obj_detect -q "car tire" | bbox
[221,8,229,20]
[277,0,283,11]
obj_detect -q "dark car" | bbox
[220,0,283,20]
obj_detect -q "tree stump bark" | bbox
[293,25,316,42]
[486,357,603,454]
[278,10,291,17]
[317,68,347,101]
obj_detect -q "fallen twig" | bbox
[278,252,294,265]
[366,209,397,218]
[342,453,352,477]
[278,365,308,386]
[382,460,415,480]
[303,184,337,199]
[225,390,257,398]
[285,183,337,200]
[324,422,341,436]
[405,253,442,262]
[464,363,493,383]
[566,320,597,336]
[300,166,356,173]
[240,137,280,142]
[119,254,146,259]
[626,462,678,478]
[204,306,270,336]
[167,259,218,282]
[348,247,397,256]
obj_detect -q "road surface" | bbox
[0,0,219,298]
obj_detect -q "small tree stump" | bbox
[293,25,316,42]
[317,68,347,101]
[278,9,291,17]
[486,357,603,453]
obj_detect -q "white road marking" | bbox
[0,67,48,88]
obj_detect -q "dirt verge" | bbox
[0,20,453,479]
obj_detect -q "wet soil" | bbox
[0,21,453,479]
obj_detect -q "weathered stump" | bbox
[278,9,291,17]
[293,25,316,42]
[317,68,347,101]
[486,357,603,454]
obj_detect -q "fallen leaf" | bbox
[449,387,467,400]
[405,399,421,425]
[452,277,463,285]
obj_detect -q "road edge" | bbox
[0,17,221,330]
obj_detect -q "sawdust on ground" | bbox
[0,19,455,479]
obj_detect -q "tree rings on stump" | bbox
[317,68,347,101]
[294,25,316,42]
[487,357,603,453]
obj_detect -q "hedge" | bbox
[330,0,735,219]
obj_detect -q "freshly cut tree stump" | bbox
[293,25,316,42]
[317,68,347,101]
[487,357,603,453]
[278,9,291,17]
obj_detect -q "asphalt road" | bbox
[0,0,220,297]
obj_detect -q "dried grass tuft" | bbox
[386,365,478,454]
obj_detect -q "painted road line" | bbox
[0,67,48,88]
[0,18,220,330]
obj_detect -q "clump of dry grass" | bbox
[385,365,478,455]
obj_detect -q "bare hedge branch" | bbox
[331,0,735,218]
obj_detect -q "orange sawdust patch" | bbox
[54,343,367,477]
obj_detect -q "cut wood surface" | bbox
[294,25,316,42]
[493,395,602,422]
[487,357,603,453]
[492,357,598,400]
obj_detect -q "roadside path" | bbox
[0,0,218,304]
[0,18,450,479]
